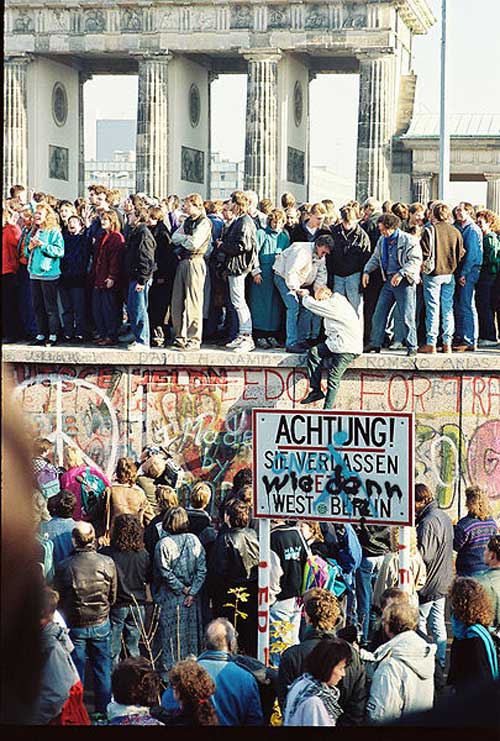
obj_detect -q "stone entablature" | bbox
[5,1,434,53]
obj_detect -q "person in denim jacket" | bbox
[452,202,483,351]
[26,204,64,346]
[362,213,422,356]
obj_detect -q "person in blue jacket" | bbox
[160,618,264,726]
[452,202,483,351]
[26,204,64,346]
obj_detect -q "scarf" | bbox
[451,615,499,680]
[286,673,343,724]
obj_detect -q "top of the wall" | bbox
[5,1,435,60]
[2,344,498,372]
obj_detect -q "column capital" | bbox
[357,49,396,63]
[484,173,500,182]
[4,53,33,66]
[240,48,282,63]
[412,172,434,181]
[131,51,173,64]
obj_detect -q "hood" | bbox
[41,620,74,655]
[374,630,436,680]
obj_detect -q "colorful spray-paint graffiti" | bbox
[10,364,500,519]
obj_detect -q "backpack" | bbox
[37,464,61,499]
[77,467,107,517]
[422,224,436,275]
[302,553,347,598]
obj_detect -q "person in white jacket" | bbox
[273,235,331,353]
[297,286,363,408]
[366,601,436,724]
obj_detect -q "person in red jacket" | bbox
[2,204,21,341]
[90,210,125,346]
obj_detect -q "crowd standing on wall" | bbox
[2,185,500,364]
[5,430,499,727]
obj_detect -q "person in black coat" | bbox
[448,577,499,693]
[146,207,176,347]
[326,205,371,314]
[277,588,367,726]
[290,203,329,243]
[208,499,259,657]
[123,205,156,348]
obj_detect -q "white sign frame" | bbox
[253,408,415,527]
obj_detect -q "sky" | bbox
[84,0,500,202]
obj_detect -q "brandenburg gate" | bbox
[4,1,436,202]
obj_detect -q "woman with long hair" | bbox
[90,209,125,346]
[454,485,498,576]
[152,507,206,680]
[448,577,499,691]
[26,204,64,346]
[59,446,110,521]
[100,514,150,667]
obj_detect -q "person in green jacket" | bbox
[26,204,64,346]
[475,209,500,346]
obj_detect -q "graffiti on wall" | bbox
[11,364,500,518]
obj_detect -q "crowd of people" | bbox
[14,435,500,726]
[2,183,499,361]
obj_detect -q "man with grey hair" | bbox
[245,190,267,230]
[54,522,117,719]
[159,617,264,725]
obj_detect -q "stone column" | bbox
[411,173,434,205]
[3,55,30,196]
[207,71,218,198]
[135,53,171,196]
[78,71,92,198]
[485,174,500,213]
[242,49,281,201]
[356,53,397,203]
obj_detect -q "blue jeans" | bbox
[423,273,455,346]
[333,272,363,314]
[418,597,447,668]
[70,619,112,714]
[370,278,417,351]
[454,267,480,346]
[127,279,152,346]
[110,604,145,667]
[356,555,385,642]
[59,283,86,337]
[273,274,309,346]
[307,342,358,408]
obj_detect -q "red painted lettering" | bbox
[359,373,385,409]
[388,374,409,411]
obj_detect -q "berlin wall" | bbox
[8,356,499,522]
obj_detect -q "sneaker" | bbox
[389,341,405,350]
[478,339,498,347]
[407,349,418,357]
[256,337,270,349]
[225,335,244,349]
[124,341,138,350]
[230,335,255,352]
[300,390,325,405]
[267,337,281,348]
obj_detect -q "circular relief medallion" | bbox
[189,83,201,128]
[52,82,68,127]
[293,81,303,127]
